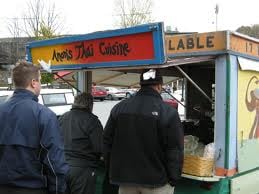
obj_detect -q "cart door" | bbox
[237,57,259,172]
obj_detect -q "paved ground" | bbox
[93,100,120,127]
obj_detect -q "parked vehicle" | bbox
[122,88,138,98]
[161,92,178,110]
[92,86,107,101]
[0,89,74,117]
[105,87,126,100]
[38,89,74,117]
[0,90,13,104]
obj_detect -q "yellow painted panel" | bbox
[31,45,65,65]
[230,34,259,58]
[238,69,259,140]
[165,31,226,55]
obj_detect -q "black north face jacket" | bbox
[104,87,184,187]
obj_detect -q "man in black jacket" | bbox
[104,69,184,194]
[59,93,103,194]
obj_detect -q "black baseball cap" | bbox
[140,69,163,86]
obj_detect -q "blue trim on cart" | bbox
[27,23,163,48]
[50,59,164,70]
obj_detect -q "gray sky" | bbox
[0,0,258,37]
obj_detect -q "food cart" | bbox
[26,22,259,194]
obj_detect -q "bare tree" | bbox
[7,18,21,38]
[114,0,153,28]
[3,0,63,85]
[6,18,23,64]
[22,0,64,39]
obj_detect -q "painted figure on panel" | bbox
[245,76,259,138]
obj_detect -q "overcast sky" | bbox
[0,0,258,37]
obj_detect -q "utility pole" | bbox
[215,4,219,31]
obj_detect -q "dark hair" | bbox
[12,60,40,88]
[73,92,93,112]
[139,69,163,86]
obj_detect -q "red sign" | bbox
[32,32,155,66]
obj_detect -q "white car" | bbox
[105,87,126,100]
[122,88,138,98]
[38,89,75,117]
[0,89,75,117]
[0,90,13,104]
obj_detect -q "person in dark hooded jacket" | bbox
[104,69,184,194]
[59,92,103,194]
